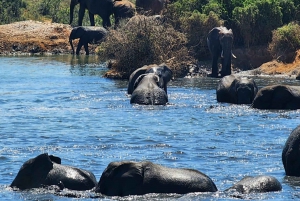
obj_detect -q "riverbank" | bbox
[0,20,299,78]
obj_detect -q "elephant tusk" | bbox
[154,75,160,83]
[232,52,236,58]
[221,50,224,58]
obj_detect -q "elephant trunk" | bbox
[69,38,75,54]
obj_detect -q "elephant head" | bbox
[127,65,154,94]
[136,0,166,15]
[69,26,86,54]
[10,153,97,190]
[145,63,173,94]
[229,77,258,104]
[130,73,168,105]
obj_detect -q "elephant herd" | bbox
[10,123,300,198]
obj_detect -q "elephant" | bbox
[10,153,97,191]
[225,175,282,194]
[69,26,108,55]
[69,0,114,27]
[95,161,217,196]
[145,63,173,94]
[251,85,300,110]
[130,73,168,105]
[113,0,136,27]
[207,26,236,78]
[127,63,172,95]
[136,0,166,15]
[216,75,258,104]
[282,125,300,176]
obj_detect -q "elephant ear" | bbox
[133,74,147,90]
[229,78,239,103]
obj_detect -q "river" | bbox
[0,55,300,200]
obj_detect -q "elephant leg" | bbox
[88,12,95,26]
[211,54,219,77]
[102,16,111,28]
[78,6,85,26]
[84,42,89,55]
[76,39,84,55]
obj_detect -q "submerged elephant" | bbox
[10,153,97,191]
[136,0,166,15]
[95,161,217,196]
[226,175,282,194]
[130,73,168,105]
[251,85,300,110]
[207,26,236,78]
[282,125,300,176]
[113,0,136,27]
[69,0,114,27]
[127,63,172,95]
[69,26,108,55]
[216,75,258,104]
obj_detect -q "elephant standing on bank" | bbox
[226,175,282,194]
[251,85,300,109]
[282,125,300,176]
[10,153,97,191]
[130,73,168,105]
[69,26,108,55]
[216,75,258,104]
[95,161,217,196]
[136,0,166,15]
[69,0,114,27]
[207,26,236,78]
[113,0,136,27]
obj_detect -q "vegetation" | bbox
[1,0,300,77]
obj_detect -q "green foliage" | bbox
[179,11,222,60]
[97,16,193,78]
[269,22,300,61]
[0,0,26,24]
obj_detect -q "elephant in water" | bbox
[95,161,217,196]
[282,125,300,176]
[10,153,97,190]
[226,175,282,194]
[127,63,172,95]
[69,26,108,55]
[207,26,236,78]
[130,73,168,105]
[69,0,114,27]
[251,85,300,109]
[216,75,258,104]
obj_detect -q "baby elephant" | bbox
[96,161,217,196]
[216,75,258,104]
[130,73,168,105]
[226,175,282,194]
[10,153,97,191]
[69,26,108,55]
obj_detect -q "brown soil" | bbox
[1,20,300,77]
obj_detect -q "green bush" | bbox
[269,22,300,62]
[179,11,222,60]
[97,15,193,78]
[0,0,26,24]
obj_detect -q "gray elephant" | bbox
[95,161,217,196]
[130,73,168,105]
[207,26,236,78]
[69,26,108,55]
[282,125,300,176]
[136,0,166,15]
[69,0,114,27]
[10,153,97,191]
[127,63,172,95]
[216,75,258,104]
[113,0,136,27]
[251,85,300,109]
[226,175,282,194]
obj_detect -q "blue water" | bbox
[1,55,300,200]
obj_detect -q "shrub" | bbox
[97,15,193,78]
[0,0,26,24]
[179,11,223,60]
[269,22,300,62]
